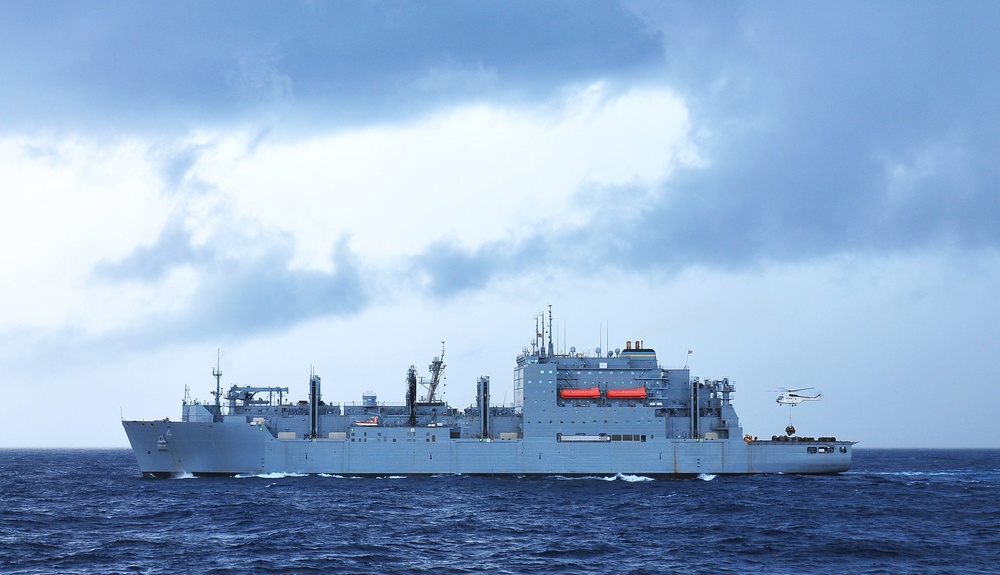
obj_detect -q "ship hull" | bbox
[124,321,856,478]
[123,420,853,477]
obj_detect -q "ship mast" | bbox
[547,304,554,357]
[211,349,223,423]
[534,312,542,355]
[425,341,446,403]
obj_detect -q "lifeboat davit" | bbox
[559,387,601,399]
[606,387,647,399]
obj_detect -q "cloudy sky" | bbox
[2,1,998,448]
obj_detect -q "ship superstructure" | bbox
[123,310,854,477]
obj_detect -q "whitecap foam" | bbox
[596,473,654,482]
[555,473,654,482]
[615,473,654,482]
[697,473,717,481]
[236,472,307,479]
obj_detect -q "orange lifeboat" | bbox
[606,387,647,399]
[559,387,601,399]
[353,415,380,427]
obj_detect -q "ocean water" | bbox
[1,449,997,574]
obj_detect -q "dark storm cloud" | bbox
[0,1,662,133]
[412,240,527,299]
[95,221,367,340]
[642,3,1000,261]
[179,238,367,336]
[94,219,202,282]
[409,3,1000,295]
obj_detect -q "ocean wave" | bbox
[856,470,998,480]
[6,449,999,575]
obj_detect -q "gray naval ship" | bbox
[123,310,855,477]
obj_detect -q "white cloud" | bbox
[187,84,696,271]
[0,84,697,343]
[0,136,173,333]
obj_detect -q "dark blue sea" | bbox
[1,449,997,574]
